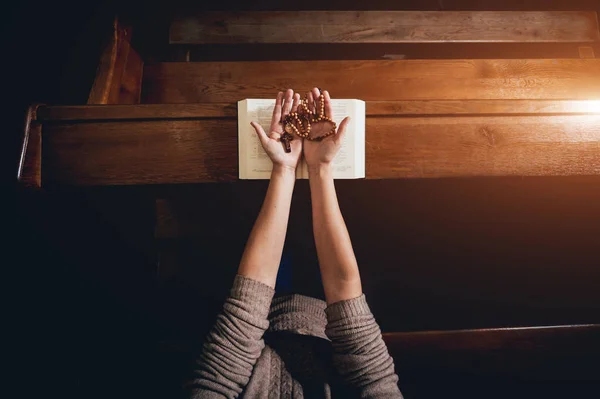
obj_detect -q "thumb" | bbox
[336,116,351,143]
[250,121,268,144]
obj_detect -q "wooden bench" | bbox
[169,11,600,60]
[19,58,600,187]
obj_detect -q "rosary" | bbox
[279,92,337,153]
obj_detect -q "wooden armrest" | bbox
[17,104,42,189]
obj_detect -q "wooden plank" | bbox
[141,60,600,103]
[383,324,600,378]
[367,100,600,116]
[366,115,600,179]
[179,42,592,62]
[43,119,238,186]
[37,103,238,121]
[36,100,600,121]
[170,11,600,44]
[169,0,600,12]
[42,114,600,186]
[17,105,42,189]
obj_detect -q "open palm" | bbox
[251,90,302,170]
[303,88,351,168]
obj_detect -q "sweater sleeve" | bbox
[188,275,275,399]
[325,295,403,399]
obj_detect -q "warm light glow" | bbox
[575,100,600,113]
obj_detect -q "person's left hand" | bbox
[251,89,302,172]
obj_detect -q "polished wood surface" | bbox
[141,59,600,103]
[88,18,144,105]
[38,103,238,121]
[384,324,600,378]
[177,42,598,62]
[171,11,600,44]
[37,100,600,121]
[41,113,600,186]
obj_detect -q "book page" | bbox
[328,100,365,179]
[239,99,365,179]
[239,99,276,179]
[330,101,353,178]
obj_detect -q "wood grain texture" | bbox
[42,114,600,186]
[43,119,239,186]
[179,42,596,62]
[170,11,600,44]
[17,105,42,188]
[141,59,600,103]
[383,324,600,378]
[37,103,238,121]
[37,100,600,121]
[88,17,144,105]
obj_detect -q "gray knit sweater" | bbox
[189,275,403,398]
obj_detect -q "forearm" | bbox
[238,165,296,288]
[189,276,275,398]
[309,164,362,304]
[326,296,402,398]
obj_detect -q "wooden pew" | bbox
[171,11,599,44]
[169,11,600,60]
[19,97,600,187]
[141,59,600,103]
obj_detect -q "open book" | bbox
[238,99,366,179]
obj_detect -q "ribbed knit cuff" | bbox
[268,294,329,339]
[270,294,327,318]
[230,275,276,319]
[325,294,371,322]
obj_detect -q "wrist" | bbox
[308,163,333,179]
[272,164,297,178]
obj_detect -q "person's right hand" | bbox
[303,88,351,172]
[251,89,302,172]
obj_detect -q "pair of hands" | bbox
[251,88,351,173]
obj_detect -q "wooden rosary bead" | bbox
[280,90,338,142]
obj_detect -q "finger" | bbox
[282,89,294,117]
[291,93,300,113]
[307,91,315,113]
[251,121,269,144]
[335,116,351,144]
[311,87,321,114]
[271,91,284,126]
[323,90,333,119]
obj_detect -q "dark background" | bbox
[7,1,600,397]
